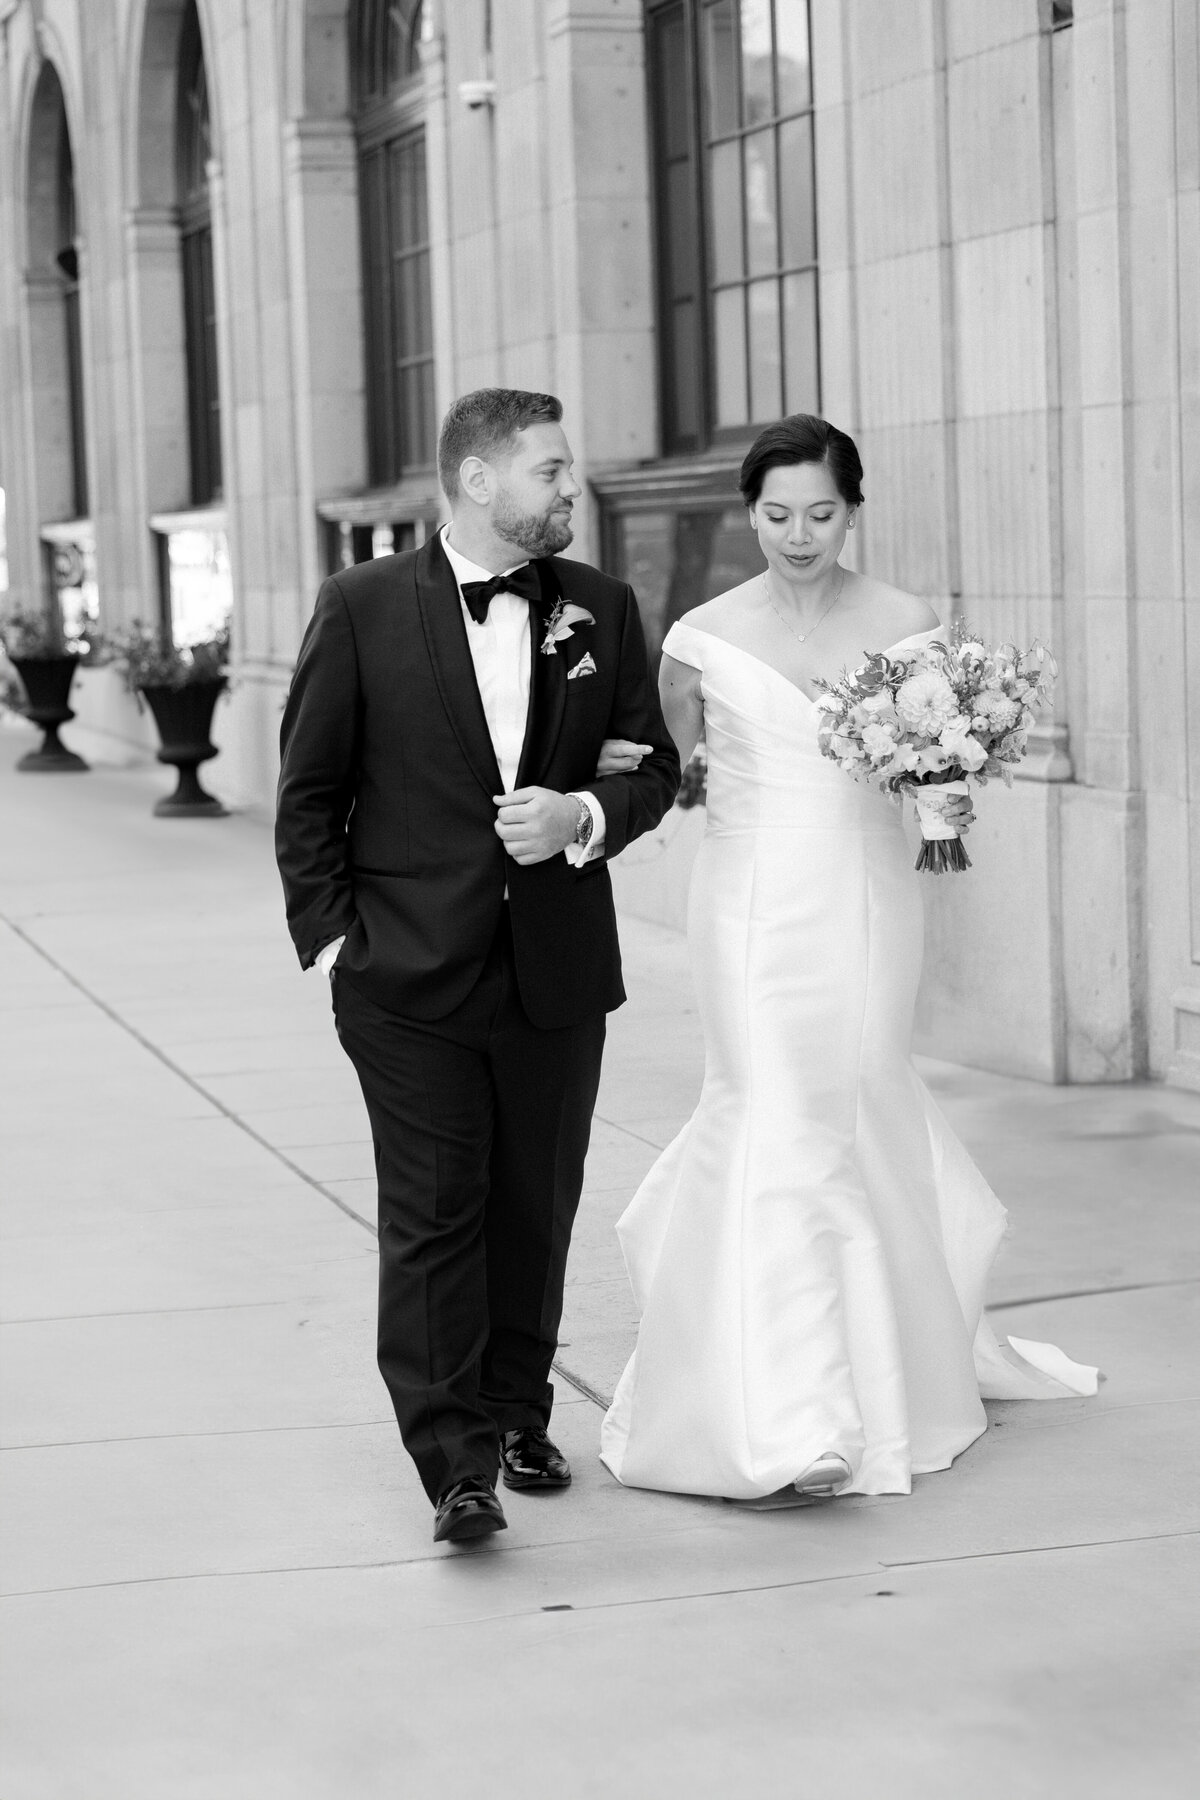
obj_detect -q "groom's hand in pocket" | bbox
[493,788,580,864]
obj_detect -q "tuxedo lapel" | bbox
[517,559,567,788]
[415,533,502,799]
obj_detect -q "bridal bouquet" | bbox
[814,623,1057,873]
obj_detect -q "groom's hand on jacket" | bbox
[493,788,580,864]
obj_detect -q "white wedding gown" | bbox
[600,621,1096,1500]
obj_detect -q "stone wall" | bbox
[609,0,1200,1089]
[817,0,1198,1087]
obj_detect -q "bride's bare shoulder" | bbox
[678,579,760,635]
[850,573,940,636]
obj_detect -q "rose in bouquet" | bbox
[814,623,1057,873]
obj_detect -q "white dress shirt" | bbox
[441,528,536,797]
[315,528,605,977]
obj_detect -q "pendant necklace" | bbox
[763,564,845,646]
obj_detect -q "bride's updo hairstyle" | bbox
[738,413,865,511]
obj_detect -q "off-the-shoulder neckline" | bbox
[664,621,942,706]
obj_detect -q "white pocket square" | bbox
[567,653,597,680]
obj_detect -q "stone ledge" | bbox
[1168,988,1200,1093]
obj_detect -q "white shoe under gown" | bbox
[599,621,1097,1501]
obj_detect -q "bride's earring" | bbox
[847,512,857,531]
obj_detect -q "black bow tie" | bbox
[460,563,543,625]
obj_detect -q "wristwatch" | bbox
[572,795,594,850]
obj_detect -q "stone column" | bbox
[75,0,145,630]
[1124,0,1200,1087]
[1054,0,1147,1081]
[438,0,497,399]
[281,116,365,631]
[20,272,74,529]
[0,7,41,615]
[541,0,657,562]
[419,13,459,433]
[0,9,25,608]
[124,206,189,605]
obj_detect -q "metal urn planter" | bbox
[140,678,228,817]
[11,654,89,772]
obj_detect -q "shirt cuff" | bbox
[315,936,346,976]
[563,791,606,867]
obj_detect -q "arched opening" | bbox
[25,60,88,526]
[177,0,222,505]
[353,0,434,485]
[130,0,231,647]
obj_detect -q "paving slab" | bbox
[290,1140,378,1183]
[2,1113,315,1221]
[0,1189,378,1328]
[2,729,1199,1799]
[1,1282,376,1449]
[234,1100,379,1148]
[1,1536,1194,1800]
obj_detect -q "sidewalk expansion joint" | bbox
[590,1111,674,1151]
[548,1361,611,1409]
[1,914,380,1242]
[5,1527,1193,1608]
[1,1299,293,1327]
[418,1528,1200,1627]
[878,1527,1200,1573]
[3,1417,397,1452]
[987,1276,1199,1310]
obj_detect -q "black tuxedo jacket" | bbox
[275,533,681,1029]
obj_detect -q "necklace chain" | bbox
[763,566,845,647]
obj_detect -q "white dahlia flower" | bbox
[972,690,1021,732]
[895,668,958,736]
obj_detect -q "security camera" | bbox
[458,79,497,110]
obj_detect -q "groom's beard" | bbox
[491,487,574,558]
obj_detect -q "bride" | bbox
[599,414,1096,1504]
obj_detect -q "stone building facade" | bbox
[0,0,1197,1090]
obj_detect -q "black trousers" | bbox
[332,910,606,1503]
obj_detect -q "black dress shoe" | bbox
[500,1427,572,1490]
[433,1476,507,1544]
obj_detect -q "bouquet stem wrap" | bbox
[912,777,972,874]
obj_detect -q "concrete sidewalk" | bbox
[1,715,1198,1800]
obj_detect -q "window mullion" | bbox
[386,144,401,483]
[688,4,712,448]
[773,114,783,416]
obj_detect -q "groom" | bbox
[276,389,680,1543]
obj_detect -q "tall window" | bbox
[177,1,222,504]
[646,0,817,454]
[354,0,436,484]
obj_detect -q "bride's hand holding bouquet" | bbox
[814,623,1057,873]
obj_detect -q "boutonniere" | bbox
[540,600,595,656]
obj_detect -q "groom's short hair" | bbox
[438,388,563,500]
